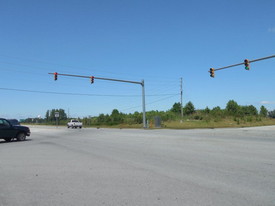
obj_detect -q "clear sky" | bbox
[1,0,275,119]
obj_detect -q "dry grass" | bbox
[159,118,275,129]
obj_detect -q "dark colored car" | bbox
[0,118,30,142]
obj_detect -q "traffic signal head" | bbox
[210,68,215,78]
[244,59,250,70]
[90,76,94,84]
[54,72,58,80]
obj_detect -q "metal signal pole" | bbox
[141,80,146,128]
[180,77,183,120]
[49,72,147,128]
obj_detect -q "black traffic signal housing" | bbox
[90,76,94,84]
[54,72,58,81]
[210,68,215,78]
[244,59,250,70]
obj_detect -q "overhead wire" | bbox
[0,87,178,97]
[121,94,179,112]
[0,55,182,81]
[0,56,182,114]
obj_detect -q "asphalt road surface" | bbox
[1,126,275,206]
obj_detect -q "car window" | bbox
[8,119,20,125]
[0,119,10,127]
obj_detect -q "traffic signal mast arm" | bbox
[48,73,143,85]
[48,72,146,128]
[213,55,275,72]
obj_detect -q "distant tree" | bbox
[240,105,258,116]
[247,105,258,116]
[97,114,106,123]
[133,111,142,124]
[45,108,67,122]
[170,102,182,114]
[45,110,50,121]
[110,109,123,124]
[50,109,56,121]
[183,101,195,115]
[268,110,275,118]
[260,106,268,117]
[212,106,221,113]
[58,109,67,120]
[105,114,111,124]
[204,107,210,114]
[226,100,239,116]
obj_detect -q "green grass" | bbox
[24,118,275,129]
[80,118,275,129]
[161,118,275,129]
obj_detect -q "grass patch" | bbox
[160,118,275,129]
[25,118,275,129]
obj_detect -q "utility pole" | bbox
[49,72,147,128]
[180,77,183,121]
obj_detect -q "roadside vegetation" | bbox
[22,100,275,129]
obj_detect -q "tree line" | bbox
[21,100,275,126]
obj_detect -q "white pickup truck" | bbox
[67,120,83,129]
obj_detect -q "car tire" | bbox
[79,126,82,129]
[17,133,26,141]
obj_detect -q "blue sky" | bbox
[0,0,275,119]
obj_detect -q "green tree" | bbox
[183,101,195,115]
[45,110,50,121]
[240,105,258,116]
[133,111,142,124]
[204,107,210,114]
[46,108,67,122]
[211,106,222,114]
[170,102,182,114]
[260,106,268,117]
[110,109,123,124]
[268,110,275,118]
[97,114,106,124]
[226,100,239,116]
[247,105,258,116]
[58,109,67,120]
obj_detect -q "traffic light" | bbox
[244,59,250,70]
[90,76,94,84]
[54,72,58,81]
[210,68,215,78]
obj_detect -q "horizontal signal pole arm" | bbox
[49,72,147,128]
[249,55,275,63]
[214,62,244,71]
[48,73,143,85]
[213,54,275,71]
[95,76,143,85]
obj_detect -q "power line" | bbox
[0,87,177,97]
[121,94,179,112]
[0,55,182,81]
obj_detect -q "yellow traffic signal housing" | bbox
[210,68,215,78]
